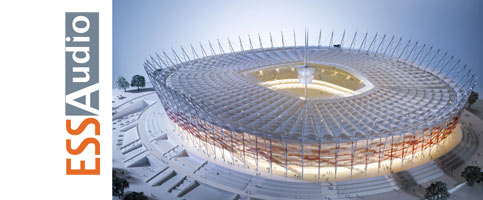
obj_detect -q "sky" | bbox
[114,0,483,94]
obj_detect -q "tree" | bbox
[468,91,478,109]
[113,170,130,198]
[131,75,145,91]
[461,166,482,186]
[123,191,148,200]
[116,76,130,92]
[424,181,449,200]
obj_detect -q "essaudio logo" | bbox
[65,12,101,175]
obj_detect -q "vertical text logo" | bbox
[66,13,99,115]
[65,12,101,175]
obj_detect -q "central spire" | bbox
[304,28,308,67]
[304,29,308,100]
[296,29,314,100]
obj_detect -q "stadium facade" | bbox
[144,30,476,181]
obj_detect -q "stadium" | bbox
[143,30,476,182]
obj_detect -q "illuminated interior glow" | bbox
[260,79,356,96]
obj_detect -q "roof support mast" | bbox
[317,29,322,48]
[281,30,285,48]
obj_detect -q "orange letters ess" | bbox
[66,118,101,175]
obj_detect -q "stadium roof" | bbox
[163,47,464,140]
